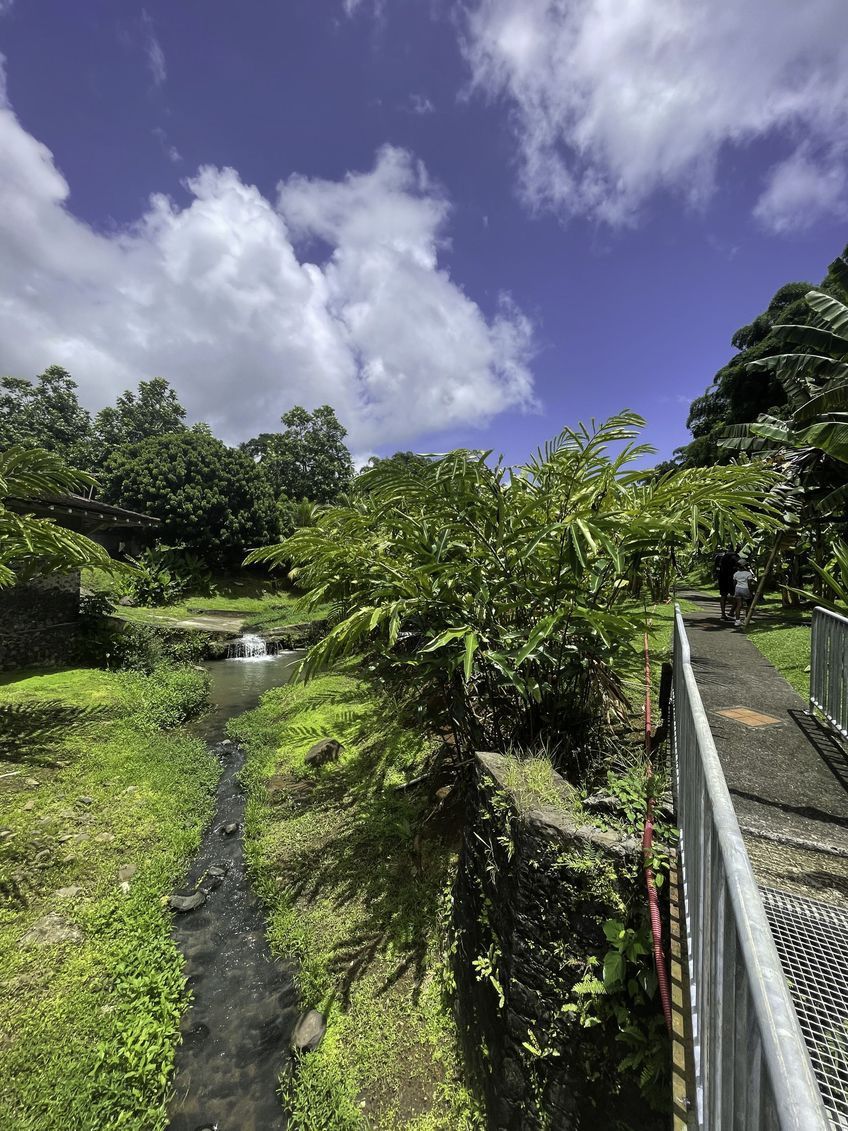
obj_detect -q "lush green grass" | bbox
[230,666,481,1130]
[747,600,812,698]
[0,666,218,1130]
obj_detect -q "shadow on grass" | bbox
[269,682,454,1009]
[0,701,114,768]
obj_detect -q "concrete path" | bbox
[679,591,848,910]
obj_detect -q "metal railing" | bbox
[809,607,848,742]
[672,607,829,1130]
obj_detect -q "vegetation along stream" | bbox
[167,649,304,1131]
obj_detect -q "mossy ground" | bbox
[0,666,217,1130]
[230,664,481,1130]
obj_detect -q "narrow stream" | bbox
[167,650,304,1131]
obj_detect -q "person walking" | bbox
[716,549,739,621]
[732,556,756,627]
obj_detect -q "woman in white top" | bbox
[732,557,756,627]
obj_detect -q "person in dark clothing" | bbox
[717,550,739,620]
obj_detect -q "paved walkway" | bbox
[680,591,848,909]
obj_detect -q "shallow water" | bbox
[167,652,303,1131]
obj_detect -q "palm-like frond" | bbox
[0,445,112,587]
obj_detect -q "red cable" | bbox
[643,629,673,1034]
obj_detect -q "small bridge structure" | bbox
[671,602,848,1130]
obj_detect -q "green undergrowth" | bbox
[230,663,481,1130]
[0,665,218,1130]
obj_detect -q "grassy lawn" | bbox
[83,569,331,633]
[746,599,812,699]
[0,666,217,1130]
[230,664,480,1130]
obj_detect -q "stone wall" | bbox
[0,572,81,670]
[452,752,653,1129]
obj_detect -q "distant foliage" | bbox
[0,366,94,468]
[249,412,777,779]
[103,430,279,563]
[244,404,354,504]
[93,377,187,463]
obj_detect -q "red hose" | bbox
[643,629,673,1034]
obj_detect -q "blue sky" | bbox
[1,0,847,465]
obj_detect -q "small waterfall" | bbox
[227,633,270,660]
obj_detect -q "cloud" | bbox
[142,9,166,88]
[754,148,848,233]
[0,69,535,450]
[462,0,848,228]
[408,93,436,115]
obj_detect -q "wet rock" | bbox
[220,822,239,837]
[222,739,232,747]
[202,873,223,892]
[21,911,83,947]
[304,739,342,768]
[207,865,228,878]
[170,892,207,913]
[291,1009,326,1054]
[118,864,136,883]
[55,886,82,899]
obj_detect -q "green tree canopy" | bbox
[103,430,278,562]
[0,366,94,468]
[94,378,187,459]
[244,405,353,503]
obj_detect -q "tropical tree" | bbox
[102,429,278,563]
[0,446,113,587]
[248,412,777,780]
[0,367,94,468]
[244,405,354,503]
[93,378,187,464]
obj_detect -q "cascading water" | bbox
[226,633,270,660]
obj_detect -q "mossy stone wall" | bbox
[0,572,81,670]
[452,751,642,1129]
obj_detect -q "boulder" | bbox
[220,822,239,837]
[21,911,83,947]
[291,1009,326,1054]
[169,891,207,913]
[304,739,343,768]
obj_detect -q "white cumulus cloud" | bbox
[0,65,535,450]
[462,0,848,230]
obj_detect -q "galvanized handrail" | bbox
[672,607,828,1130]
[809,606,848,742]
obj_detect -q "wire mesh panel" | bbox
[762,887,848,1130]
[673,608,829,1130]
[810,608,848,742]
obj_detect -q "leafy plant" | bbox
[0,445,115,587]
[249,412,777,781]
